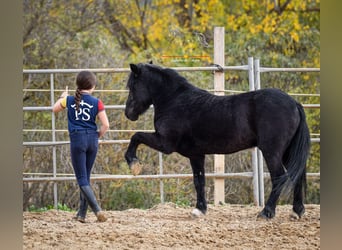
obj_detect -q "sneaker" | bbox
[73,216,86,223]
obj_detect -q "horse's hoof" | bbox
[191,208,204,218]
[257,212,270,220]
[293,205,305,218]
[290,211,300,220]
[130,160,142,176]
[257,208,275,220]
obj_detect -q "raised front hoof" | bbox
[191,208,205,218]
[130,159,143,176]
[257,207,275,220]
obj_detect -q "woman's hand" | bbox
[59,86,68,98]
[52,86,68,113]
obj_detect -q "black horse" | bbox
[124,62,310,219]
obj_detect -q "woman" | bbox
[53,71,109,223]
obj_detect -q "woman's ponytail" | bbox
[74,88,82,111]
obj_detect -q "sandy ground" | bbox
[23,203,320,250]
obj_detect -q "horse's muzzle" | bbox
[125,108,139,121]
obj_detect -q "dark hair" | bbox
[74,71,97,111]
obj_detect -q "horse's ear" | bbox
[148,60,153,64]
[130,64,141,77]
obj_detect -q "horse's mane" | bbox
[145,64,195,90]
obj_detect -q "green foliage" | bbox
[102,180,160,210]
[23,0,320,210]
[28,203,74,212]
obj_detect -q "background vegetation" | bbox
[23,0,320,211]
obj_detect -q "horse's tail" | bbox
[281,102,311,198]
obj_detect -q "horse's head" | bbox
[125,63,153,121]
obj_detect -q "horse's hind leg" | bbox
[259,153,287,219]
[189,155,207,216]
[292,169,306,218]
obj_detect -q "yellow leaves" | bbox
[266,1,275,11]
[108,0,318,66]
[293,22,301,31]
[299,1,307,11]
[154,0,171,6]
[227,15,239,31]
[249,26,256,35]
[191,0,224,32]
[199,15,210,30]
[313,57,320,68]
[207,0,220,9]
[263,23,274,34]
[303,75,310,81]
[292,16,302,31]
[249,24,262,35]
[288,17,301,43]
[148,19,165,41]
[290,31,300,43]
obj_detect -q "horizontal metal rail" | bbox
[302,104,320,108]
[23,140,130,146]
[23,65,320,74]
[23,88,321,98]
[22,138,320,147]
[23,68,130,74]
[23,105,127,111]
[23,89,129,93]
[260,67,320,73]
[23,65,248,74]
[23,103,320,111]
[23,129,155,133]
[22,172,320,183]
[23,129,322,137]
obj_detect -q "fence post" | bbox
[248,57,260,206]
[254,58,265,207]
[213,27,225,205]
[50,73,58,209]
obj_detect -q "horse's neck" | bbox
[150,80,186,105]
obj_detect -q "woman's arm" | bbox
[97,110,109,138]
[52,87,68,113]
[52,96,66,113]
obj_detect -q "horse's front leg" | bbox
[125,132,165,175]
[189,155,207,217]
